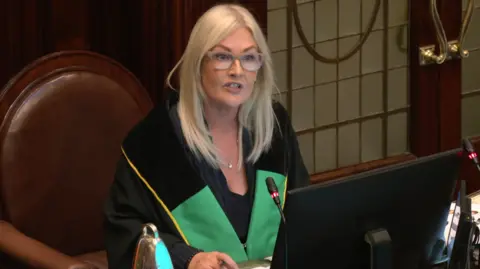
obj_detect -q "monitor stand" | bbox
[365,228,392,269]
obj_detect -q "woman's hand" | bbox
[188,251,239,269]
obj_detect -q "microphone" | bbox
[266,177,288,269]
[266,177,286,223]
[463,138,480,172]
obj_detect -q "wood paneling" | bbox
[50,0,90,50]
[438,0,462,151]
[408,0,462,155]
[88,0,160,101]
[409,0,442,157]
[137,0,173,103]
[1,0,267,104]
[0,1,51,92]
[436,0,478,194]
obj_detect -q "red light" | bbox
[469,152,477,159]
[271,192,279,198]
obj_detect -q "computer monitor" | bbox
[270,148,463,269]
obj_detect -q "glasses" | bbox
[206,51,264,72]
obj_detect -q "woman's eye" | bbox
[214,53,232,61]
[242,54,256,61]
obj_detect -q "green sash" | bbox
[168,170,287,262]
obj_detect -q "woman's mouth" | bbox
[223,82,244,93]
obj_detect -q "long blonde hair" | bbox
[166,4,278,169]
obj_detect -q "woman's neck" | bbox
[203,101,239,134]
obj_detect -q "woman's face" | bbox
[201,27,263,110]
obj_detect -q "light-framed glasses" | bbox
[206,51,264,72]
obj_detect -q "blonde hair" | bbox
[166,4,278,169]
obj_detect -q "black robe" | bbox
[103,92,309,269]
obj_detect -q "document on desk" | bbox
[238,262,270,269]
[239,265,269,269]
[250,256,271,268]
[238,257,271,269]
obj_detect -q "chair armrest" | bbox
[0,220,96,269]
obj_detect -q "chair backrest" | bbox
[0,51,153,255]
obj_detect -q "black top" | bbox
[168,103,254,243]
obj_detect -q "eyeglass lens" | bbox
[208,52,263,71]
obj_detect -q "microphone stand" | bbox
[266,177,288,269]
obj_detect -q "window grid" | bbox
[269,0,410,173]
[461,4,480,137]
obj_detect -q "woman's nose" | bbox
[228,59,244,76]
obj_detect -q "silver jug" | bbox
[133,223,173,269]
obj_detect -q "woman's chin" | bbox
[221,95,250,108]
[211,92,250,108]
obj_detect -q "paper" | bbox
[249,256,272,268]
[238,263,270,269]
[238,257,271,269]
[443,201,480,242]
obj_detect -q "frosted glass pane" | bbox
[297,133,314,173]
[339,123,360,167]
[292,88,314,131]
[361,118,383,162]
[315,128,337,172]
[387,113,408,156]
[462,95,480,137]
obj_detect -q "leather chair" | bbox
[0,51,153,269]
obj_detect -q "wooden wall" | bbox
[0,0,267,104]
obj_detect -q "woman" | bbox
[104,4,309,269]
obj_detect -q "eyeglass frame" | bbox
[205,51,264,72]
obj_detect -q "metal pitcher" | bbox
[133,223,174,269]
